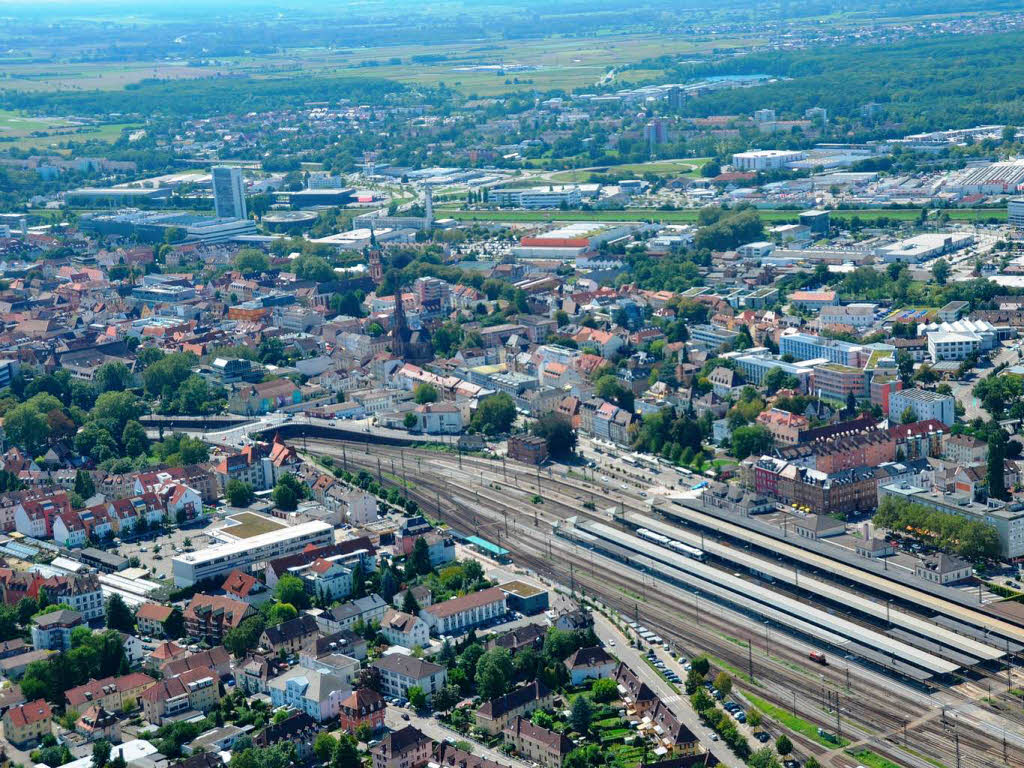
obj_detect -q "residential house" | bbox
[564,646,616,685]
[268,666,351,722]
[504,716,574,768]
[31,609,83,651]
[317,593,388,633]
[259,614,320,656]
[614,663,658,716]
[370,726,432,768]
[370,654,447,703]
[944,434,987,466]
[475,680,554,735]
[338,688,387,735]
[136,603,176,638]
[220,569,271,606]
[162,647,232,680]
[253,712,319,761]
[2,699,52,747]
[380,609,430,649]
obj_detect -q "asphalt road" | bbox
[591,611,747,768]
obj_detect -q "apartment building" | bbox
[183,594,255,644]
[419,587,507,635]
[779,331,863,366]
[889,388,955,427]
[370,654,447,703]
[475,680,554,735]
[504,717,574,768]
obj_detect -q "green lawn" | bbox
[745,692,850,748]
[846,749,903,768]
[549,158,711,182]
[0,109,138,151]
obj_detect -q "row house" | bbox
[132,465,219,504]
[65,672,155,711]
[141,666,221,725]
[0,487,66,532]
[54,494,167,546]
[265,538,377,589]
[13,491,71,538]
[32,572,104,621]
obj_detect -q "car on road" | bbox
[401,713,410,721]
[708,733,719,742]
[754,732,770,743]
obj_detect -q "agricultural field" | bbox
[0,32,764,98]
[0,109,136,151]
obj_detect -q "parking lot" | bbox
[115,520,218,582]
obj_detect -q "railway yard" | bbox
[304,437,1024,768]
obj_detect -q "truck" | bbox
[809,651,828,665]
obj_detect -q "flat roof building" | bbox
[172,521,333,587]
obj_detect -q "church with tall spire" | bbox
[389,284,433,364]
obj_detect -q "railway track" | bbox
[308,440,1024,766]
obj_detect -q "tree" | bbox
[475,648,514,700]
[901,406,917,425]
[74,470,95,500]
[896,350,915,385]
[845,390,857,414]
[775,734,793,757]
[471,393,517,436]
[122,421,149,457]
[748,748,781,768]
[569,695,593,733]
[691,655,710,676]
[233,249,270,275]
[0,603,19,642]
[4,403,50,454]
[105,594,134,633]
[989,424,1009,500]
[401,589,421,615]
[403,412,419,430]
[274,574,311,610]
[92,740,112,768]
[433,684,461,713]
[94,362,134,393]
[267,603,298,625]
[407,685,428,711]
[713,671,732,697]
[591,677,618,703]
[226,479,255,507]
[730,424,773,460]
[224,615,267,658]
[92,391,144,435]
[746,709,762,728]
[313,732,336,763]
[272,479,299,511]
[164,608,185,640]
[414,383,439,404]
[411,536,432,576]
[293,254,335,283]
[531,413,577,458]
[932,258,950,285]
[331,735,359,768]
